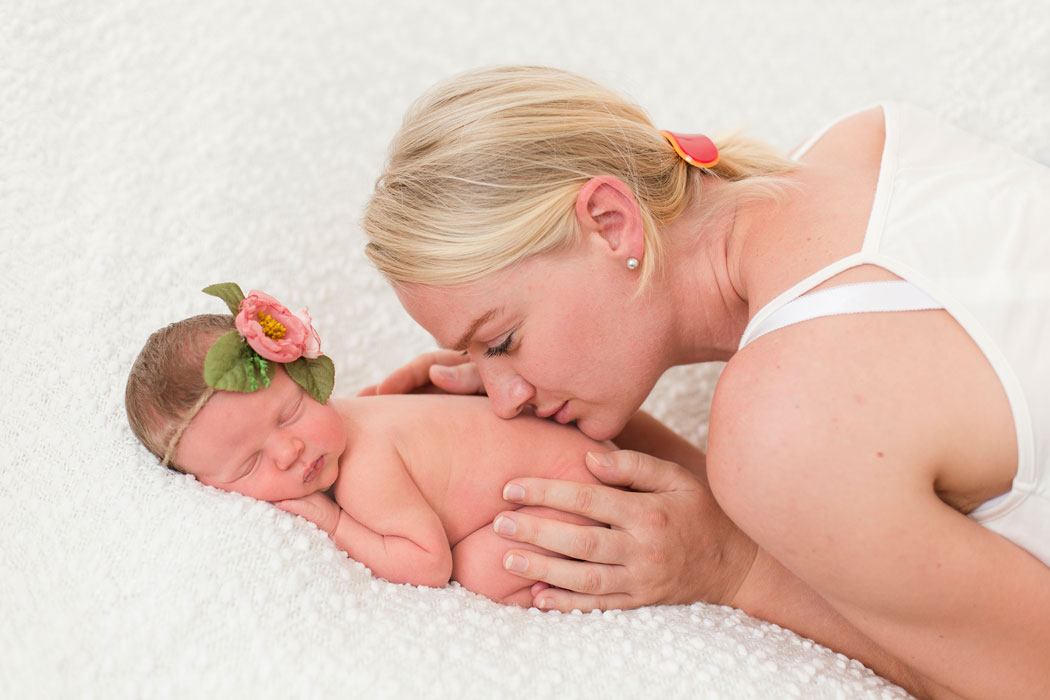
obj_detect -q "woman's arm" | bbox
[705,306,1050,700]
[489,410,959,698]
[493,448,956,699]
[708,371,1050,698]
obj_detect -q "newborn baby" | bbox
[126,284,637,605]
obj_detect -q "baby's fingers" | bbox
[275,494,336,533]
[275,499,311,518]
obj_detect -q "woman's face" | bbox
[396,239,668,442]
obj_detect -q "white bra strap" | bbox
[739,280,944,349]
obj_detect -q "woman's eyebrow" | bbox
[452,308,499,351]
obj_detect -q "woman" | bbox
[361,66,1050,699]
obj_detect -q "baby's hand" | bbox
[275,492,341,535]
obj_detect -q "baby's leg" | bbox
[451,506,601,607]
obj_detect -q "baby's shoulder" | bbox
[337,393,603,483]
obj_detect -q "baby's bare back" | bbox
[334,394,609,545]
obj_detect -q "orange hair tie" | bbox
[660,130,719,168]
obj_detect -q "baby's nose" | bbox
[273,436,305,470]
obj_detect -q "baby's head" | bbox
[125,313,235,468]
[125,284,342,501]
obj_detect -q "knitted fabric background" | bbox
[4,1,1048,697]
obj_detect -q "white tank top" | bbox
[737,102,1050,566]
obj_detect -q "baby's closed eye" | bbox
[279,393,304,426]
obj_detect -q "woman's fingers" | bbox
[428,360,485,395]
[494,510,627,564]
[502,546,626,597]
[369,349,477,395]
[503,477,635,528]
[499,449,758,608]
[584,449,695,494]
[500,451,698,530]
[531,587,634,614]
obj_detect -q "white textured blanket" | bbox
[5,1,1048,698]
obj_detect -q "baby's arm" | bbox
[279,447,453,588]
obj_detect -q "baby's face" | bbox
[176,367,345,502]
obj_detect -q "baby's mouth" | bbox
[303,456,324,483]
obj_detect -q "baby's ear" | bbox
[573,176,644,260]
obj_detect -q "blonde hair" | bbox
[125,314,235,471]
[364,65,796,288]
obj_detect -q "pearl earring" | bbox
[626,257,639,271]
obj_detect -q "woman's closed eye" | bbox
[484,332,515,358]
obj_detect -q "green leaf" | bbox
[203,331,263,392]
[285,355,336,404]
[202,282,246,315]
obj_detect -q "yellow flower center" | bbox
[257,312,286,340]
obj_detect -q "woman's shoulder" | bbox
[739,106,888,311]
[793,104,886,166]
[709,311,954,482]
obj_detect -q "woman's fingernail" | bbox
[493,515,517,536]
[535,596,552,610]
[504,553,528,573]
[587,451,613,468]
[503,483,525,501]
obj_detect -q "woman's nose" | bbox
[486,373,536,420]
[271,434,305,471]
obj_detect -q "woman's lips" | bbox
[303,456,324,483]
[553,402,572,424]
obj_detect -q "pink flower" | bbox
[235,290,322,363]
[294,307,322,359]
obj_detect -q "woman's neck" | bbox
[655,176,793,363]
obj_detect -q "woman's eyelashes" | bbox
[484,332,515,358]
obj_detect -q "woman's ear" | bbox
[574,176,645,263]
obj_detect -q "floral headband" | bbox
[160,283,335,467]
[202,282,334,402]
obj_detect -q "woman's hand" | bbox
[357,349,485,396]
[275,491,342,536]
[495,450,758,612]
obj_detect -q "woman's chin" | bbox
[575,415,623,443]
